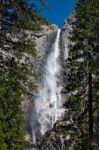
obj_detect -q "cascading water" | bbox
[32,29,65,141]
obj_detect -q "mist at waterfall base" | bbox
[32,29,65,142]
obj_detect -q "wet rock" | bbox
[24,13,75,149]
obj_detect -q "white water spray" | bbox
[33,29,65,140]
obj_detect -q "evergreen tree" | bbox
[0,0,48,149]
[67,0,99,149]
[0,58,25,150]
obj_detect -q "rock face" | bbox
[0,12,75,149]
[24,14,75,149]
[24,26,58,147]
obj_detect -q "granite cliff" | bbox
[24,13,75,150]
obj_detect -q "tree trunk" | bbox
[88,71,93,150]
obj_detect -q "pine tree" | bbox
[67,0,99,149]
[0,0,48,149]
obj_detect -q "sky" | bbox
[35,0,78,27]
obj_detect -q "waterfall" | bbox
[32,29,65,141]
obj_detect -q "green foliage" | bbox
[66,0,99,149]
[0,59,25,150]
[0,0,48,149]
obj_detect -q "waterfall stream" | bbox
[32,29,65,141]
